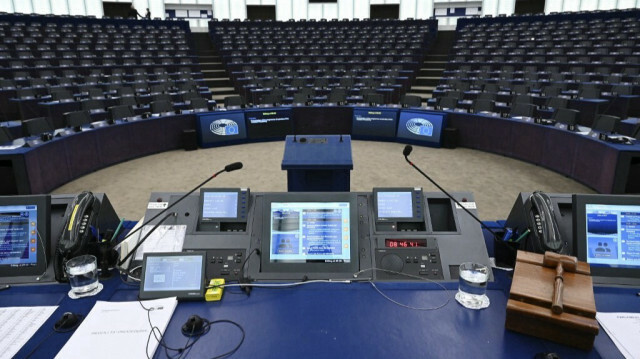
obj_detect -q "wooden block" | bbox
[505,250,599,350]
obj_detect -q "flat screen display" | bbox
[197,111,247,147]
[351,108,398,140]
[377,192,413,218]
[396,110,447,147]
[0,205,39,268]
[245,108,293,139]
[202,192,238,219]
[584,204,640,269]
[270,202,351,263]
[140,252,206,300]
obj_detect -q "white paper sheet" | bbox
[0,306,58,359]
[596,312,640,359]
[55,298,177,359]
[134,224,187,261]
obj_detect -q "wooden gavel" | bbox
[543,251,578,315]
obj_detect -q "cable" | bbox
[138,301,245,359]
[207,279,352,290]
[353,268,451,311]
[118,211,177,268]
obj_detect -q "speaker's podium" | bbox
[281,135,353,192]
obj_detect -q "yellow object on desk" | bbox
[205,278,225,301]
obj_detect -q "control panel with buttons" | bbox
[374,237,443,280]
[204,249,246,281]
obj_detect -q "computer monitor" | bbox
[198,188,249,231]
[573,194,640,286]
[396,110,447,147]
[0,195,51,284]
[260,193,359,275]
[139,252,206,300]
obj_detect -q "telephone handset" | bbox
[525,191,567,254]
[54,191,101,281]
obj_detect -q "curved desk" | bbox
[1,106,639,195]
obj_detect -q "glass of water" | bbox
[455,262,490,309]
[65,255,103,299]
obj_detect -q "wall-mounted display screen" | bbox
[245,108,293,140]
[351,108,398,140]
[396,111,447,147]
[197,111,247,147]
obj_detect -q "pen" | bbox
[513,229,530,243]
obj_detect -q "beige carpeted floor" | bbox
[52,140,595,221]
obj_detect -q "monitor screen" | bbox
[0,195,50,283]
[351,107,398,140]
[196,111,247,147]
[377,192,413,218]
[584,204,640,269]
[245,108,293,139]
[140,252,206,300]
[270,202,351,263]
[396,110,447,147]
[202,192,238,219]
[574,194,640,286]
[0,205,39,267]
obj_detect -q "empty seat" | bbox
[510,103,536,118]
[400,95,422,107]
[108,105,134,122]
[81,99,105,112]
[150,100,174,114]
[437,97,458,110]
[472,99,496,114]
[22,117,54,136]
[546,97,569,110]
[0,126,13,144]
[50,89,74,102]
[64,110,91,131]
[224,96,244,108]
[592,114,620,133]
[552,108,579,128]
[364,93,384,105]
[189,97,209,111]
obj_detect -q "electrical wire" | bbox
[206,279,352,290]
[353,268,451,311]
[138,301,245,359]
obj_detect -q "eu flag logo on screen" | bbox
[406,118,434,136]
[210,119,239,136]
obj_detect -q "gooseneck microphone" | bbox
[117,162,244,268]
[402,145,499,239]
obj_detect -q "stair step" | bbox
[404,92,432,99]
[209,87,235,93]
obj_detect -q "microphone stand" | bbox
[403,146,500,240]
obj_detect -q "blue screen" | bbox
[245,108,293,139]
[351,107,398,139]
[0,205,38,267]
[197,111,247,147]
[585,204,640,269]
[396,111,447,147]
[377,192,413,218]
[143,255,203,292]
[270,202,350,263]
[202,192,238,219]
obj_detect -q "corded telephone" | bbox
[525,191,567,255]
[54,191,101,281]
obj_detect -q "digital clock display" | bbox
[385,239,427,248]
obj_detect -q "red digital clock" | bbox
[385,239,427,248]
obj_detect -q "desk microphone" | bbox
[402,145,499,240]
[117,161,244,268]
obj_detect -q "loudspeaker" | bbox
[182,129,198,151]
[442,127,459,149]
